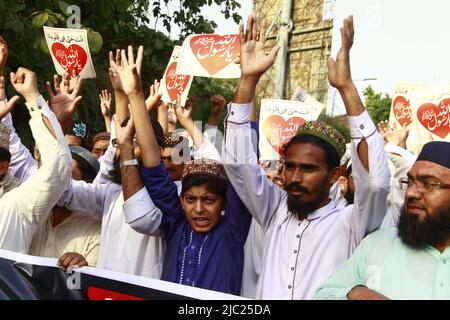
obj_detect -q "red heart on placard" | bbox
[189,34,240,75]
[263,116,306,154]
[417,99,450,139]
[165,61,191,102]
[51,43,87,76]
[393,95,412,127]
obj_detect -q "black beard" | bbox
[397,204,450,249]
[285,182,325,220]
[287,195,323,220]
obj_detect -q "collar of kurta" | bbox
[280,198,337,228]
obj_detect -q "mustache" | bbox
[285,182,309,194]
[406,199,426,210]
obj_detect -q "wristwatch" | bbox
[119,159,139,169]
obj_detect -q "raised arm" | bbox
[45,72,83,135]
[174,95,204,149]
[328,17,390,237]
[327,16,368,169]
[8,67,71,224]
[109,45,161,168]
[113,114,162,235]
[0,37,36,182]
[223,16,284,230]
[99,89,112,133]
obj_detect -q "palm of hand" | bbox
[50,93,75,118]
[117,66,140,96]
[110,72,124,92]
[241,41,275,77]
[101,101,111,116]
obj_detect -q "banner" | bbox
[43,26,96,79]
[290,87,324,119]
[259,99,322,161]
[176,34,240,78]
[409,83,450,144]
[0,249,244,300]
[159,46,193,107]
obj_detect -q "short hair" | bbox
[283,134,340,169]
[0,147,11,162]
[181,174,227,203]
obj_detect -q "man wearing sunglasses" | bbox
[315,141,450,300]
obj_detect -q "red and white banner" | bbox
[259,99,323,161]
[43,26,96,79]
[160,46,193,107]
[177,34,240,78]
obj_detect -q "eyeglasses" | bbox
[398,177,450,193]
[111,138,138,148]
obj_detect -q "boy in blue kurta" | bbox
[139,159,252,295]
[108,44,252,295]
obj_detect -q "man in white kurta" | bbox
[222,15,391,299]
[0,69,71,253]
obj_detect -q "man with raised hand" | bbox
[223,15,390,299]
[0,66,71,253]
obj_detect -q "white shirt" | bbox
[29,211,101,266]
[0,96,71,253]
[223,103,391,300]
[58,179,165,279]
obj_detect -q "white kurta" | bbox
[0,96,71,253]
[29,211,101,266]
[57,180,165,279]
[223,103,391,300]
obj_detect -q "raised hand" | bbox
[174,95,193,129]
[377,120,409,148]
[239,15,279,78]
[99,89,112,118]
[45,72,83,132]
[145,79,163,113]
[0,36,8,75]
[210,94,226,118]
[327,15,354,91]
[109,49,124,92]
[10,67,40,104]
[0,76,19,120]
[113,114,135,149]
[109,46,144,97]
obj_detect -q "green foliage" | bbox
[363,85,392,125]
[188,77,237,131]
[0,0,241,148]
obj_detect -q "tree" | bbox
[0,0,241,148]
[363,85,392,125]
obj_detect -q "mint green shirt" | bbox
[314,229,450,300]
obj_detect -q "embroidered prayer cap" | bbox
[69,145,100,176]
[295,121,346,159]
[91,132,111,145]
[0,123,10,151]
[416,141,450,169]
[164,132,187,148]
[181,158,227,182]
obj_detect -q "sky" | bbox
[329,0,450,115]
[155,1,450,115]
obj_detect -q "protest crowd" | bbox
[0,14,449,300]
